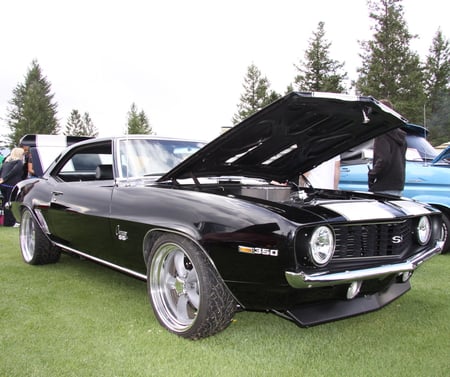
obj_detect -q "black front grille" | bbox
[332,220,412,259]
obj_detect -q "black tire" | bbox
[19,208,61,265]
[440,214,450,254]
[147,233,236,339]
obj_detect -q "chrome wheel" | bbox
[20,210,36,263]
[19,208,60,265]
[149,242,200,332]
[147,234,236,339]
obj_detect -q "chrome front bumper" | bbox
[285,241,443,289]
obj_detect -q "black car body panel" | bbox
[10,92,442,339]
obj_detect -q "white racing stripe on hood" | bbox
[390,200,431,216]
[322,201,396,221]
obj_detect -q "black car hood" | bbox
[159,92,408,183]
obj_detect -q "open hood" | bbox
[159,92,408,183]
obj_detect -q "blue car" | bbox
[339,124,450,253]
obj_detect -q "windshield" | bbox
[342,134,439,165]
[405,135,438,161]
[117,138,205,178]
[433,147,450,165]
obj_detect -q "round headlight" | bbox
[417,216,431,245]
[309,226,335,265]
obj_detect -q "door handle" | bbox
[51,191,63,202]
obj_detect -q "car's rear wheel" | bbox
[20,209,60,265]
[147,233,236,339]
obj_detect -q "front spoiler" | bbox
[282,280,411,327]
[285,241,442,289]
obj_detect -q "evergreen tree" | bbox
[6,59,59,146]
[285,83,294,95]
[294,21,348,93]
[355,0,425,121]
[82,112,99,137]
[64,109,83,136]
[423,28,450,145]
[232,64,281,125]
[126,103,153,134]
[64,110,98,137]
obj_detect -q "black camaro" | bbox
[10,92,443,339]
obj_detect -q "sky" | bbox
[1,0,448,143]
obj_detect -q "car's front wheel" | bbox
[440,214,450,254]
[147,233,236,339]
[20,208,60,265]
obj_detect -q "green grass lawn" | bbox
[1,226,449,377]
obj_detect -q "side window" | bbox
[55,142,112,182]
[60,154,103,173]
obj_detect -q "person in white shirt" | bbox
[302,155,341,189]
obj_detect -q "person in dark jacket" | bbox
[368,99,407,197]
[0,147,25,226]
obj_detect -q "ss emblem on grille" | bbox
[392,235,403,244]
